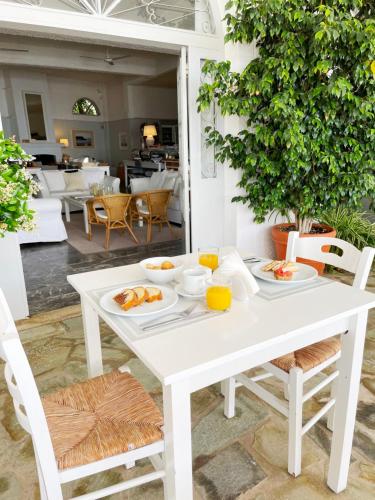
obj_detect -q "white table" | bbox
[68,253,375,499]
[63,195,91,234]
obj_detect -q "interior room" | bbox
[0,33,185,312]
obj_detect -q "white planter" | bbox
[0,232,29,320]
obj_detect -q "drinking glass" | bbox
[206,274,232,311]
[198,247,219,271]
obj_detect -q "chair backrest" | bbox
[0,289,62,497]
[146,189,172,217]
[99,193,132,221]
[286,231,375,290]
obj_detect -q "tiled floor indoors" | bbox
[21,238,185,315]
[1,270,374,499]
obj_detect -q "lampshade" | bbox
[143,125,157,137]
[59,138,69,147]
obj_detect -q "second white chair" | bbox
[222,231,374,477]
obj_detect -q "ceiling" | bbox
[0,33,178,87]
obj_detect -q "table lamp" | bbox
[143,124,157,148]
[59,138,69,148]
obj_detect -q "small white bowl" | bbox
[139,256,183,284]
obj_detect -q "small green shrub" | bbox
[0,132,39,236]
[319,206,375,250]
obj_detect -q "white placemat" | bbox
[243,262,333,301]
[88,280,225,340]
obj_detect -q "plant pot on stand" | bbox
[271,223,336,275]
[0,232,29,320]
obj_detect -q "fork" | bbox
[139,302,198,329]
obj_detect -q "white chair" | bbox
[222,232,375,477]
[0,289,166,499]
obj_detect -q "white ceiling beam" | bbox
[0,2,223,51]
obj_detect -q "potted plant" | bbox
[197,0,375,273]
[0,132,39,318]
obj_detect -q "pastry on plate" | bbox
[133,286,149,305]
[262,260,285,272]
[146,286,163,302]
[274,267,293,281]
[113,289,139,310]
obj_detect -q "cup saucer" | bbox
[174,282,206,299]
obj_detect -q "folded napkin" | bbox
[215,248,259,301]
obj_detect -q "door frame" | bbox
[0,1,225,252]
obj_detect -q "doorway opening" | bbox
[0,33,188,313]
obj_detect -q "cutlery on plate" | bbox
[141,310,216,331]
[139,302,198,329]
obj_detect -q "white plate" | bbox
[251,261,318,284]
[174,282,206,299]
[99,284,178,317]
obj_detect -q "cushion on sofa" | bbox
[82,170,105,189]
[162,176,176,191]
[63,171,86,192]
[149,171,165,189]
[44,171,66,192]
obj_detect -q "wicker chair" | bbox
[0,289,166,500]
[134,189,175,243]
[86,194,138,249]
[222,232,375,477]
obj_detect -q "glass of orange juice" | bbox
[199,247,219,271]
[206,274,232,311]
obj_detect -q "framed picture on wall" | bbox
[118,132,128,150]
[72,130,95,148]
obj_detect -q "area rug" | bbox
[65,212,184,255]
[1,270,374,499]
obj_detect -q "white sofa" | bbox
[18,198,68,244]
[130,170,183,224]
[35,168,120,199]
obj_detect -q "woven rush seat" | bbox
[271,338,341,373]
[42,371,163,470]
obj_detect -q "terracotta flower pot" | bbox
[271,223,337,275]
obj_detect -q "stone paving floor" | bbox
[0,269,374,499]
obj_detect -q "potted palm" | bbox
[198,0,375,273]
[0,132,39,318]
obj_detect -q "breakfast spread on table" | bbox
[261,260,298,281]
[145,260,175,270]
[113,286,163,310]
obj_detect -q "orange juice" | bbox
[199,253,219,271]
[206,285,232,311]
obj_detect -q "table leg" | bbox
[64,199,70,222]
[163,382,193,500]
[83,204,89,234]
[327,311,368,493]
[81,297,104,378]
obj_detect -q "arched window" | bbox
[72,97,100,116]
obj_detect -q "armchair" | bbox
[130,170,183,224]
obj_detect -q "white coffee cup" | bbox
[182,266,211,294]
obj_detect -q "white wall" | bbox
[127,84,177,119]
[49,76,108,121]
[219,20,276,257]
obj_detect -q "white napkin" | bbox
[214,248,259,301]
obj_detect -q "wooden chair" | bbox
[86,194,138,250]
[134,189,175,243]
[0,288,166,500]
[222,232,375,477]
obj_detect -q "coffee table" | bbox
[63,195,92,234]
